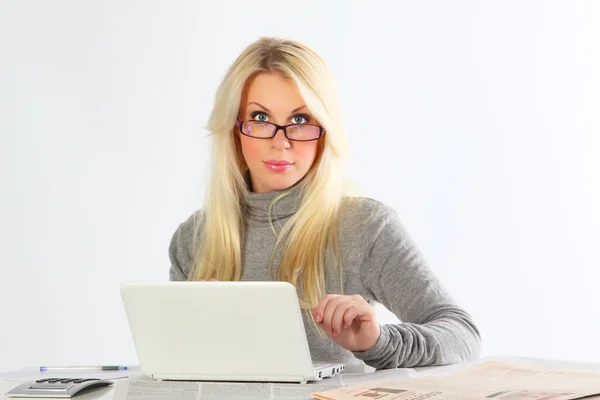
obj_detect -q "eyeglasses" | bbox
[237,120,324,142]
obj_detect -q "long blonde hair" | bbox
[191,37,349,310]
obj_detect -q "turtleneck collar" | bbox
[242,170,303,223]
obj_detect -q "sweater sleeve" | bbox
[168,211,201,281]
[352,203,481,369]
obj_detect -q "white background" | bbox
[1,0,599,372]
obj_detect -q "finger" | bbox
[322,296,346,335]
[331,302,354,336]
[312,294,339,323]
[344,304,375,328]
[343,306,359,329]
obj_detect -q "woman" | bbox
[169,37,481,369]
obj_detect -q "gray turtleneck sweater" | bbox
[168,189,481,369]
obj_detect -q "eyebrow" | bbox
[247,102,308,115]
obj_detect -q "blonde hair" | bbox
[191,37,349,311]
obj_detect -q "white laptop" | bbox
[120,281,345,383]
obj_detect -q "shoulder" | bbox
[337,197,407,246]
[170,209,204,258]
[168,209,205,281]
[339,197,400,229]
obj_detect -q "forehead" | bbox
[242,72,305,112]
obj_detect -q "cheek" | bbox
[239,136,263,164]
[295,142,319,167]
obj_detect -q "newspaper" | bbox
[312,361,600,400]
[124,368,413,400]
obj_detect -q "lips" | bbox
[265,160,292,166]
[264,160,293,172]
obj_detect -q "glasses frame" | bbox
[237,120,325,142]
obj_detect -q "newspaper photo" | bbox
[312,361,600,400]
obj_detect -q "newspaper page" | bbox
[124,367,413,400]
[312,361,600,400]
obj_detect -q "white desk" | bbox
[2,356,600,400]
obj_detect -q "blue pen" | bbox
[40,365,128,372]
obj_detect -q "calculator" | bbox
[5,378,113,398]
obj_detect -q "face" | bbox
[237,72,321,193]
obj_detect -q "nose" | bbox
[271,127,291,150]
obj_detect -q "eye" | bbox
[291,114,310,124]
[250,111,269,122]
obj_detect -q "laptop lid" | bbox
[120,281,317,382]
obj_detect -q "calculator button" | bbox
[60,379,75,383]
[35,379,50,383]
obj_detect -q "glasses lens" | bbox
[242,121,275,138]
[286,125,321,141]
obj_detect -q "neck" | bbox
[242,170,303,223]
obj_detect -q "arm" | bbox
[352,204,481,369]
